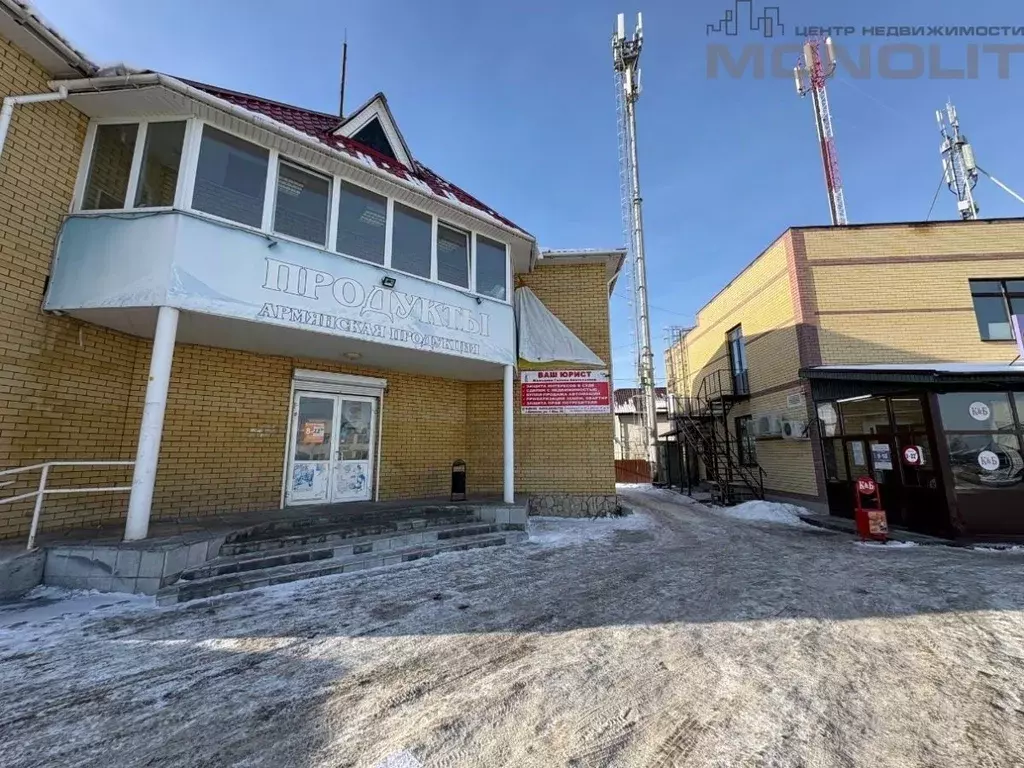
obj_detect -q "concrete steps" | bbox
[158,530,525,605]
[220,508,479,556]
[157,519,527,605]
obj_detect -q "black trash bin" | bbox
[451,459,467,501]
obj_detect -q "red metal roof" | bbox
[180,78,527,235]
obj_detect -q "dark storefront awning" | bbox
[801,363,1024,387]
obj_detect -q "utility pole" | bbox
[613,12,660,481]
[794,38,848,226]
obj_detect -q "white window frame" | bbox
[72,116,190,213]
[334,179,389,268]
[435,219,471,291]
[270,158,333,249]
[473,232,510,302]
[72,117,515,304]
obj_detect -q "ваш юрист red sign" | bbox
[520,370,611,414]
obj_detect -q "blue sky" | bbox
[34,0,1024,386]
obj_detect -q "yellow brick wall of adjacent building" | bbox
[0,35,150,539]
[726,389,818,498]
[680,238,799,400]
[467,262,616,496]
[802,221,1024,365]
[665,235,818,500]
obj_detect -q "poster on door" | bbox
[870,443,893,470]
[302,420,326,444]
[521,370,611,414]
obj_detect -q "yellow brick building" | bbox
[665,219,1024,540]
[0,9,620,544]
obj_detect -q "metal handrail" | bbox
[0,461,134,550]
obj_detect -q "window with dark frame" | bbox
[727,325,749,396]
[938,392,1024,490]
[969,279,1024,341]
[736,415,757,467]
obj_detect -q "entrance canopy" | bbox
[803,363,1024,387]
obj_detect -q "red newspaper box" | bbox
[854,476,888,542]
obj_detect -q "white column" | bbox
[124,306,179,541]
[502,364,514,504]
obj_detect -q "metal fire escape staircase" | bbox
[674,370,766,505]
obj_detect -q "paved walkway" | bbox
[3,488,1024,766]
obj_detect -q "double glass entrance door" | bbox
[287,392,376,505]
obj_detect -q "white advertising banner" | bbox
[46,212,516,366]
[520,370,611,414]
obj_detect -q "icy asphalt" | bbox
[2,487,1024,767]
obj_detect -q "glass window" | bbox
[391,202,431,278]
[727,326,749,395]
[969,279,1024,340]
[847,439,869,477]
[274,161,330,245]
[336,182,386,264]
[824,439,848,481]
[436,223,469,288]
[192,126,269,228]
[972,294,1012,340]
[134,121,186,208]
[890,397,926,430]
[937,392,1014,432]
[946,433,1024,490]
[736,415,757,467]
[476,235,508,300]
[82,123,138,210]
[839,397,890,436]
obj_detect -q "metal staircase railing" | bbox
[674,371,765,505]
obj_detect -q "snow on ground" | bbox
[855,540,920,550]
[709,499,815,528]
[528,510,654,548]
[0,586,152,631]
[3,491,1024,767]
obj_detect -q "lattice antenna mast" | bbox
[794,38,848,226]
[937,102,979,220]
[613,11,660,481]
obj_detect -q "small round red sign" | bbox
[902,446,921,466]
[856,477,877,495]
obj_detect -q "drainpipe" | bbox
[0,87,68,161]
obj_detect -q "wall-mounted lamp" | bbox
[381,275,397,289]
[475,296,482,305]
[266,238,278,249]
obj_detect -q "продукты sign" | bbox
[520,370,611,414]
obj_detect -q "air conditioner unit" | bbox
[754,413,784,438]
[782,419,809,440]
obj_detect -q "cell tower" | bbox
[794,38,848,226]
[935,102,1024,220]
[937,102,979,220]
[613,11,660,481]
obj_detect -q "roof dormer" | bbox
[335,93,413,169]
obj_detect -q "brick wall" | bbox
[0,31,617,538]
[665,219,1024,506]
[0,35,151,539]
[467,262,616,497]
[800,221,1024,365]
[668,236,817,500]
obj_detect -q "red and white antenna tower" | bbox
[794,38,848,226]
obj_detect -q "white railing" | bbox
[0,461,134,550]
